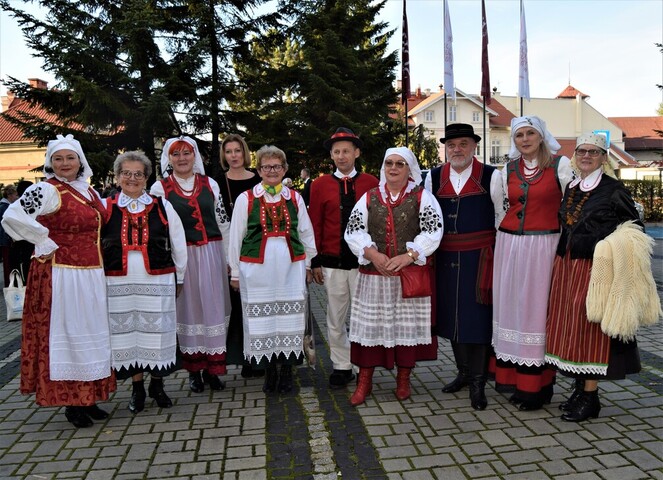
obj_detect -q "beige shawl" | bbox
[586,221,662,341]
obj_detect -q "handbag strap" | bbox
[9,269,23,288]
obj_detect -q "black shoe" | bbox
[84,404,109,420]
[252,368,265,378]
[241,364,253,378]
[189,372,204,393]
[561,390,601,422]
[442,374,470,393]
[202,370,226,391]
[518,385,553,411]
[468,379,488,411]
[560,379,585,412]
[329,369,355,389]
[65,406,93,428]
[262,363,278,393]
[278,365,293,394]
[148,379,173,408]
[129,381,146,414]
[508,393,524,406]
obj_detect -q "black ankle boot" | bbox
[278,365,293,394]
[148,378,173,408]
[202,370,226,391]
[65,406,93,428]
[468,377,488,410]
[129,380,146,414]
[518,384,554,411]
[83,404,109,420]
[561,390,601,422]
[189,371,204,393]
[559,379,585,412]
[263,363,278,393]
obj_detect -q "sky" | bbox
[1,0,662,118]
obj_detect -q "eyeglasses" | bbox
[119,170,146,180]
[384,160,408,169]
[575,148,604,158]
[260,164,284,172]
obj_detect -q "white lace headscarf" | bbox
[44,134,93,181]
[508,116,561,160]
[379,147,422,198]
[160,136,205,178]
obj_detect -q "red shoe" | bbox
[350,367,374,406]
[395,367,411,401]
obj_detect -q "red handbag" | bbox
[399,263,432,298]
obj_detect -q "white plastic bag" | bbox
[4,269,25,321]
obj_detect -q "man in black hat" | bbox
[309,127,379,389]
[424,123,505,410]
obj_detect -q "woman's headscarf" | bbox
[379,147,422,186]
[508,116,561,160]
[44,134,93,181]
[160,136,205,178]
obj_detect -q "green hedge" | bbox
[623,179,663,222]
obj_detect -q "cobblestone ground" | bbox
[0,235,661,479]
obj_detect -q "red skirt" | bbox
[351,338,438,370]
[20,260,116,407]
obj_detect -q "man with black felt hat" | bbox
[309,127,379,389]
[424,123,505,410]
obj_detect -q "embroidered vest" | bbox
[102,195,176,276]
[38,179,105,268]
[161,175,221,245]
[240,190,306,263]
[499,157,562,235]
[361,186,422,274]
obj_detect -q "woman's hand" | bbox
[312,267,324,285]
[364,247,394,277]
[306,269,314,284]
[230,279,239,291]
[36,252,54,263]
[385,253,414,273]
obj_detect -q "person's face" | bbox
[445,137,476,172]
[258,156,286,187]
[330,141,360,175]
[117,160,147,198]
[8,192,18,203]
[300,169,308,180]
[51,149,81,181]
[169,146,195,177]
[575,144,606,178]
[513,127,543,159]
[383,154,410,189]
[223,141,245,170]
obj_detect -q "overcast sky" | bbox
[1,0,662,117]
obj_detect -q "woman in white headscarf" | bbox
[1,134,116,428]
[492,116,574,411]
[150,136,231,394]
[344,147,443,406]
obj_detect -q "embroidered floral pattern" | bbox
[345,209,365,234]
[215,195,230,224]
[21,186,45,215]
[419,205,442,234]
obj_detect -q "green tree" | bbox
[230,0,399,176]
[1,0,273,181]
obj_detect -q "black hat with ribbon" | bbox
[439,123,482,144]
[323,127,364,150]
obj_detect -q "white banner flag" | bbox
[444,0,455,100]
[518,0,530,101]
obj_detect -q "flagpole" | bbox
[480,0,490,164]
[483,98,487,164]
[518,0,530,115]
[405,100,409,147]
[402,0,410,147]
[444,92,448,162]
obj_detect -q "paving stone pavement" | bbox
[0,234,661,479]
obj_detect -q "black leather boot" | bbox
[202,369,226,391]
[518,384,554,411]
[468,377,488,410]
[128,380,146,414]
[83,404,109,420]
[467,344,490,410]
[148,378,173,408]
[559,379,585,412]
[442,342,470,393]
[65,406,93,428]
[561,390,601,422]
[189,371,204,393]
[278,365,293,394]
[263,362,278,393]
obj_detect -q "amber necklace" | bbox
[564,187,590,226]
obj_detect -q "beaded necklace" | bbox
[564,187,591,226]
[519,158,545,185]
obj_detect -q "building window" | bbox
[424,111,434,122]
[491,139,503,164]
[449,105,457,121]
[472,111,481,123]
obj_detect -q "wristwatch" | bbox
[406,250,415,262]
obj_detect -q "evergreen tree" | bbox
[230,0,399,176]
[1,0,273,181]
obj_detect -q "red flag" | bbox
[481,0,491,104]
[401,0,410,104]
